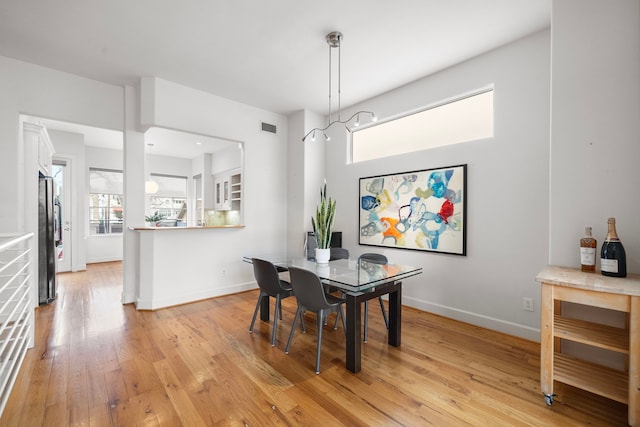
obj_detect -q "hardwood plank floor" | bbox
[1,262,627,426]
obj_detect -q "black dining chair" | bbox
[249,258,302,347]
[285,267,346,374]
[359,253,390,343]
[329,247,349,261]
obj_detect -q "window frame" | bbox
[351,88,494,163]
[146,173,188,226]
[88,193,123,235]
[88,168,124,235]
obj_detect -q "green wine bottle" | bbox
[600,217,627,278]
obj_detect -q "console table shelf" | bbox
[537,265,640,425]
[553,315,628,353]
[554,353,627,404]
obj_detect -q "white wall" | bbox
[304,111,328,243]
[286,110,306,256]
[323,30,551,341]
[548,0,640,368]
[128,77,289,308]
[150,153,192,177]
[286,109,328,257]
[0,56,123,235]
[550,0,640,272]
[212,144,242,173]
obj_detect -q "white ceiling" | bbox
[2,0,550,148]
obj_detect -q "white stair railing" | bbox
[0,233,34,416]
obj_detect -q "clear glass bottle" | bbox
[579,227,596,272]
[600,217,627,277]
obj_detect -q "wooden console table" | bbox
[537,266,640,426]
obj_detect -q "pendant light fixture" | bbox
[145,179,159,194]
[302,31,377,142]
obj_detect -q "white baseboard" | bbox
[403,295,540,343]
[86,256,122,264]
[136,281,257,311]
[129,281,540,342]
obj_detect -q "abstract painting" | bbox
[359,164,466,255]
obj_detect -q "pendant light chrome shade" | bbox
[302,31,377,142]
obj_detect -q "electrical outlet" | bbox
[522,297,534,312]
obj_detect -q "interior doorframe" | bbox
[52,154,81,272]
[52,157,71,272]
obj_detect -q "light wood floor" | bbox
[1,262,627,426]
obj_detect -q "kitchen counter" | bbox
[130,224,253,311]
[129,225,244,230]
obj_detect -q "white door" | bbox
[52,160,71,273]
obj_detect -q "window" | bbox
[147,174,188,227]
[352,89,494,163]
[89,169,123,235]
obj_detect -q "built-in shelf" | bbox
[214,170,241,213]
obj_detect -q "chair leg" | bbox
[249,293,263,332]
[300,312,306,333]
[379,296,389,330]
[285,307,302,354]
[364,300,369,343]
[271,294,281,346]
[338,305,346,332]
[316,310,324,374]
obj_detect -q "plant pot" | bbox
[316,263,330,276]
[315,248,330,264]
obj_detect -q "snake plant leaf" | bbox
[311,182,336,249]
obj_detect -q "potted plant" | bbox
[145,211,165,227]
[311,182,336,264]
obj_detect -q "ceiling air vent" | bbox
[261,122,277,134]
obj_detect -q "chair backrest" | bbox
[252,258,288,296]
[359,253,387,264]
[358,253,388,279]
[288,267,333,312]
[329,247,349,261]
[305,233,317,259]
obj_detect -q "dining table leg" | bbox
[260,296,270,322]
[345,294,362,373]
[388,283,402,347]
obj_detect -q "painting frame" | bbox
[358,164,467,256]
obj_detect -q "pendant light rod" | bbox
[327,31,342,122]
[302,31,377,143]
[327,32,333,125]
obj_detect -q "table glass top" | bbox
[243,255,422,293]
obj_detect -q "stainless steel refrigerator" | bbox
[38,173,57,304]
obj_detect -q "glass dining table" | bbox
[243,255,423,373]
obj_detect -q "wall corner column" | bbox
[122,84,146,304]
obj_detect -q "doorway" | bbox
[52,160,71,272]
